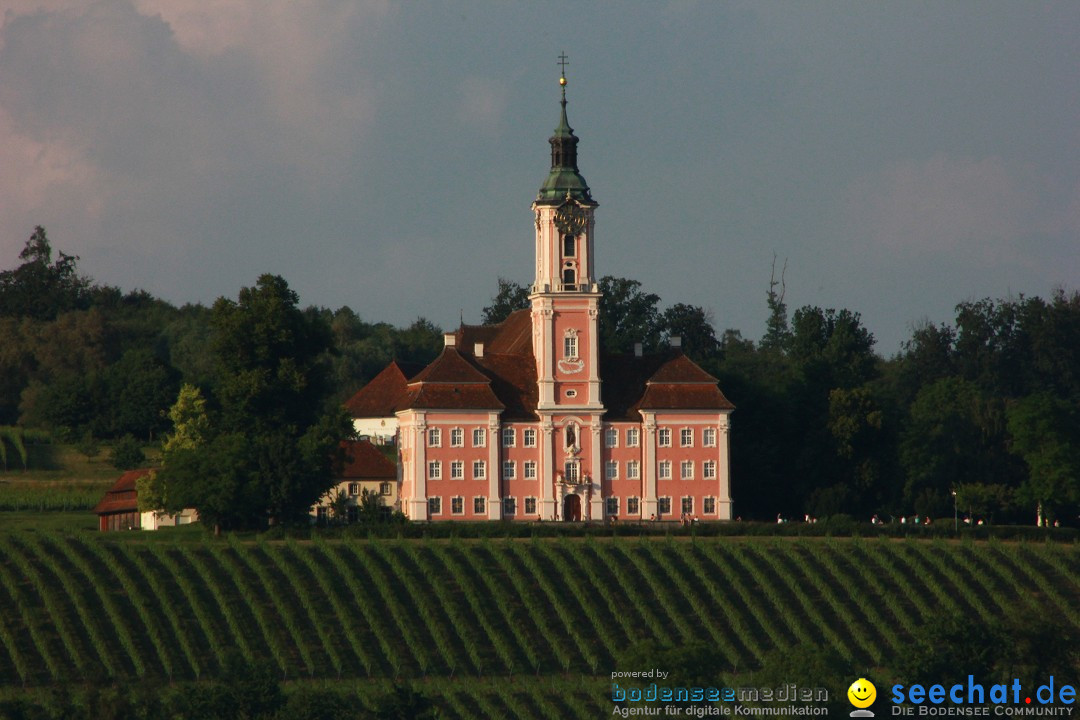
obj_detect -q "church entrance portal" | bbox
[563,494,581,522]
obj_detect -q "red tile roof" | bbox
[337,440,397,480]
[345,360,424,418]
[347,314,732,420]
[93,468,151,515]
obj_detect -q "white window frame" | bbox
[703,428,717,447]
[606,496,619,516]
[627,496,640,515]
[523,428,537,447]
[502,461,516,480]
[502,428,515,447]
[626,427,639,447]
[703,460,717,480]
[605,460,618,480]
[450,428,464,447]
[659,460,672,480]
[658,428,672,447]
[627,460,640,480]
[680,428,694,447]
[473,496,486,515]
[524,496,537,514]
[681,460,694,480]
[524,461,537,480]
[564,462,579,483]
[428,461,442,480]
[564,334,578,359]
[380,482,392,496]
[428,497,442,515]
[681,496,694,515]
[658,497,671,515]
[450,460,464,480]
[348,482,359,496]
[604,427,618,448]
[472,460,486,480]
[428,427,441,447]
[703,496,716,515]
[472,428,486,448]
[503,497,517,515]
[451,496,464,515]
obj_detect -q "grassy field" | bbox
[0,532,1076,718]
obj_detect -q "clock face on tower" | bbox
[553,201,588,236]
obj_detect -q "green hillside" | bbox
[0,535,1077,717]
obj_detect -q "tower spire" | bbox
[537,52,593,205]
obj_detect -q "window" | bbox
[681,496,694,515]
[472,461,486,480]
[564,333,578,359]
[316,506,328,522]
[502,461,516,480]
[604,427,618,448]
[563,234,576,257]
[450,461,464,480]
[627,497,640,515]
[703,428,717,447]
[626,427,639,447]
[564,462,579,483]
[605,460,618,480]
[658,497,671,515]
[627,460,640,480]
[523,428,537,447]
[503,497,516,515]
[681,460,694,480]
[659,460,672,480]
[428,428,441,447]
[451,496,464,515]
[472,428,486,447]
[525,497,537,514]
[474,496,486,515]
[428,461,441,480]
[606,497,619,516]
[524,461,537,479]
[562,267,576,286]
[450,428,464,447]
[703,460,717,479]
[502,428,515,447]
[565,389,577,398]
[703,496,716,515]
[428,497,442,515]
[380,482,392,496]
[348,482,359,496]
[658,428,672,447]
[680,428,694,447]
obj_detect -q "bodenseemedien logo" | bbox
[849,678,877,717]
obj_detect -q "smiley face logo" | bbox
[848,678,876,709]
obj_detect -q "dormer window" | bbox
[563,234,576,257]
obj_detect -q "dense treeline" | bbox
[3,227,1079,524]
[0,228,444,440]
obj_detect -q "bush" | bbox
[110,435,146,470]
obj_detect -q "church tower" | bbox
[530,58,605,518]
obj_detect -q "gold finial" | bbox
[558,52,569,85]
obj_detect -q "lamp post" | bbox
[952,489,958,534]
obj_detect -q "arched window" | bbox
[563,234,576,257]
[562,267,576,287]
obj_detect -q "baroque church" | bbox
[346,67,734,522]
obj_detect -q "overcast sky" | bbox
[2,1,1078,354]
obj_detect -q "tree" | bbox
[1007,393,1080,525]
[662,303,718,362]
[0,226,90,320]
[103,348,180,439]
[110,435,146,470]
[481,277,529,324]
[160,275,351,530]
[598,276,663,353]
[760,254,791,353]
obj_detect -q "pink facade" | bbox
[347,72,734,522]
